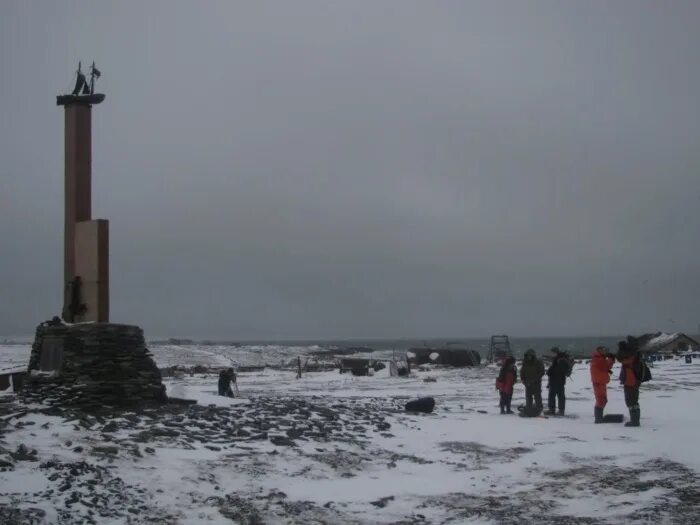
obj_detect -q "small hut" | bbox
[637,332,699,357]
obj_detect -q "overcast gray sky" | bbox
[1,1,699,339]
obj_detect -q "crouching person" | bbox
[496,357,517,414]
[218,368,236,397]
[590,346,615,423]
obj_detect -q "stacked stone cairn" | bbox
[23,322,167,408]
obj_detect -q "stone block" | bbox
[23,322,167,408]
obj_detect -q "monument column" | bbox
[23,62,168,409]
[63,104,92,317]
[58,62,109,323]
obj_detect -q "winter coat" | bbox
[496,363,517,395]
[590,349,615,384]
[547,355,569,386]
[520,356,545,388]
[619,354,640,388]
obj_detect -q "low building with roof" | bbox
[636,332,699,357]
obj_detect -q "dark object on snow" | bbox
[11,372,26,392]
[167,397,197,405]
[394,363,410,377]
[0,371,27,393]
[405,397,435,413]
[602,414,624,423]
[686,355,693,364]
[340,358,384,376]
[237,365,265,372]
[407,347,481,367]
[518,404,543,417]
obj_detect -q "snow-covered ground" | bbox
[1,345,699,524]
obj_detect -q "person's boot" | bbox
[557,408,565,416]
[545,406,555,415]
[625,408,640,427]
[594,407,604,423]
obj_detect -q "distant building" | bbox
[636,332,699,356]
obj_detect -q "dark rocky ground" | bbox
[3,362,700,524]
[0,395,405,524]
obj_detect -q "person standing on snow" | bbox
[520,349,545,414]
[546,347,570,415]
[590,346,616,423]
[617,339,645,427]
[496,357,517,414]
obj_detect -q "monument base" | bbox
[23,322,167,408]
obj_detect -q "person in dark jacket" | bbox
[496,357,517,414]
[546,347,570,415]
[218,368,236,397]
[590,346,616,423]
[617,338,642,427]
[520,349,545,413]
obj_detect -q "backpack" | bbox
[561,352,575,377]
[638,359,652,383]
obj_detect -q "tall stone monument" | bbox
[57,62,109,323]
[22,63,167,408]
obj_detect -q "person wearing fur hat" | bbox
[520,349,545,413]
[546,347,570,415]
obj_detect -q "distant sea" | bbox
[5,335,694,366]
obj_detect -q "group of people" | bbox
[496,339,647,427]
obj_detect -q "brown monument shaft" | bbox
[63,104,93,316]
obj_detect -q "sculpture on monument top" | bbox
[71,61,101,96]
[57,61,105,106]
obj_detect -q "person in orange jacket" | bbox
[496,357,517,414]
[590,346,615,423]
[617,339,642,427]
